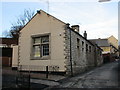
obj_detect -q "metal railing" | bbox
[15,65,60,88]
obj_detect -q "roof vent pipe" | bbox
[84,31,87,39]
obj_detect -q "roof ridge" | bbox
[40,10,66,24]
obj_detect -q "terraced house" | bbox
[12,10,103,75]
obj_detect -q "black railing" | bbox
[16,70,31,89]
[15,65,60,88]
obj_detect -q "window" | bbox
[77,46,80,56]
[82,41,84,51]
[89,46,91,52]
[86,44,88,52]
[77,38,80,47]
[77,38,80,56]
[31,35,49,59]
[42,44,49,56]
[82,41,84,46]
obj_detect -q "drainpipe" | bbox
[94,45,97,67]
[66,23,73,76]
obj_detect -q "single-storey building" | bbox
[12,10,103,75]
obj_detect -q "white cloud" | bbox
[49,2,111,24]
[49,2,118,39]
[81,17,118,39]
[83,18,117,30]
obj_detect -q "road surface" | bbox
[56,61,119,88]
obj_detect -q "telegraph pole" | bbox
[46,0,49,13]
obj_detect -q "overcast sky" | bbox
[1,0,119,44]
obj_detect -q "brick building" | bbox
[0,38,18,67]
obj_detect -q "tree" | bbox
[7,9,35,39]
[9,25,23,39]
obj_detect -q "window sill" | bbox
[30,56,50,60]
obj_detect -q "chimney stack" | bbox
[71,25,79,33]
[37,10,41,14]
[84,31,87,39]
[66,23,70,27]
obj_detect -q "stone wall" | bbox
[95,46,103,66]
[64,25,96,75]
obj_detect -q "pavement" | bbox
[30,72,66,81]
[27,70,66,87]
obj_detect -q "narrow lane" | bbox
[59,61,119,88]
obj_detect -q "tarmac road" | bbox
[54,61,120,89]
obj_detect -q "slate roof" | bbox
[0,38,18,45]
[89,39,110,47]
